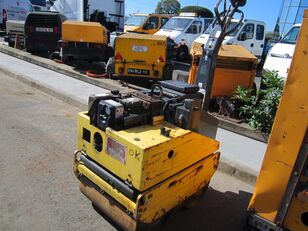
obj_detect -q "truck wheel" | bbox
[176,45,188,61]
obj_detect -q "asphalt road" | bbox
[0,73,254,231]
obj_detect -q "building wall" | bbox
[276,0,308,36]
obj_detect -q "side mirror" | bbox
[238,31,247,41]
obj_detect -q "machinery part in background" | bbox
[195,0,245,111]
[86,62,107,78]
[59,21,114,67]
[90,10,118,33]
[25,12,67,54]
[4,20,25,49]
[113,33,176,84]
[247,10,308,231]
[188,44,257,98]
[176,44,189,61]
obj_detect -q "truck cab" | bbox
[192,19,266,61]
[124,13,172,34]
[155,13,213,60]
[263,23,301,79]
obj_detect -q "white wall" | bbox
[50,0,125,29]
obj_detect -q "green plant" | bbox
[232,70,284,134]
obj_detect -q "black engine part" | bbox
[88,80,203,131]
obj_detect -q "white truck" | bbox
[263,23,301,79]
[193,19,266,61]
[155,13,213,60]
[0,0,46,29]
[49,0,125,31]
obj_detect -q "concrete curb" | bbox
[218,158,257,185]
[0,45,135,94]
[0,66,88,110]
[0,44,268,144]
[1,64,258,185]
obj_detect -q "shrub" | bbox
[232,70,284,134]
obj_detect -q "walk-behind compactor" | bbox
[73,1,246,230]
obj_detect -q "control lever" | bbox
[195,0,246,111]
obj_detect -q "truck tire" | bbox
[176,45,189,61]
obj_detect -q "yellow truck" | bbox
[124,13,172,34]
[113,33,176,81]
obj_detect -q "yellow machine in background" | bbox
[188,43,257,97]
[62,21,108,44]
[247,10,308,231]
[124,14,172,34]
[113,33,176,80]
[60,21,113,64]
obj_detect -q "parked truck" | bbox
[155,13,213,60]
[49,0,125,31]
[192,18,266,61]
[0,0,46,29]
[263,23,301,79]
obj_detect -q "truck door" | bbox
[236,22,255,54]
[184,20,203,48]
[253,24,265,59]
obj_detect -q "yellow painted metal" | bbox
[77,112,219,192]
[248,10,308,223]
[114,33,168,79]
[62,20,107,44]
[75,152,219,228]
[283,173,308,230]
[137,153,219,223]
[76,164,137,213]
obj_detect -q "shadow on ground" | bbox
[93,187,252,231]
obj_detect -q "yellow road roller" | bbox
[73,1,248,230]
[74,81,220,230]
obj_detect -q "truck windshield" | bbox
[125,15,147,26]
[204,21,242,36]
[280,26,300,44]
[162,18,193,31]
